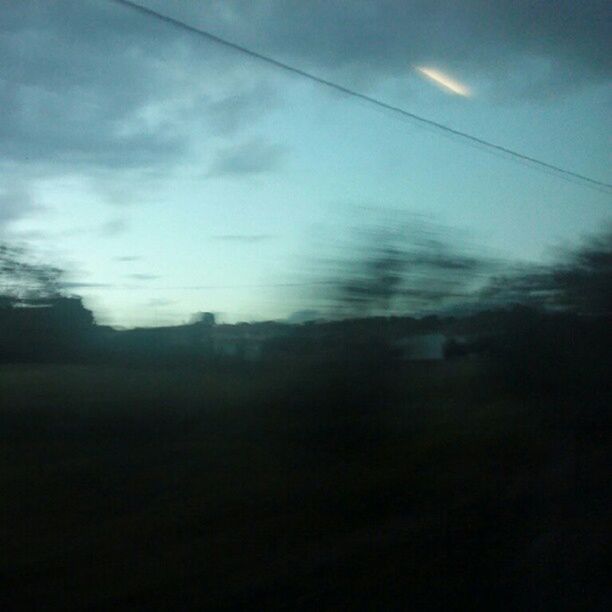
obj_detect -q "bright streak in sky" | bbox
[416,67,471,96]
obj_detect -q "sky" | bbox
[1,0,610,326]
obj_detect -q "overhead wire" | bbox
[72,281,337,291]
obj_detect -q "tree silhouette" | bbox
[0,243,63,302]
[481,227,612,315]
[319,222,490,318]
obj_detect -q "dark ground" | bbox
[1,358,609,610]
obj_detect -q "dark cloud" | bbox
[114,255,141,262]
[60,281,113,289]
[212,234,275,243]
[208,138,286,177]
[3,0,603,193]
[203,0,610,98]
[98,219,129,237]
[1,0,606,202]
[0,1,278,179]
[9,230,48,242]
[206,82,278,135]
[127,273,160,281]
[55,218,129,239]
[0,2,189,172]
[0,187,43,230]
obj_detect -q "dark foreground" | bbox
[1,359,609,610]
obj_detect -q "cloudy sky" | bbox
[1,0,610,326]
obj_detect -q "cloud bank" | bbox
[197,0,610,98]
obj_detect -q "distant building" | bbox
[192,312,215,327]
[211,322,291,362]
[393,333,446,361]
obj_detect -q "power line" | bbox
[111,0,611,194]
[77,281,337,291]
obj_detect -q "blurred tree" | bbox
[321,223,489,319]
[481,227,612,315]
[0,243,95,361]
[0,243,63,301]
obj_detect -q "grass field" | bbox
[1,360,609,610]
